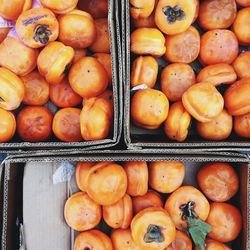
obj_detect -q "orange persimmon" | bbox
[233,51,250,79]
[130,0,155,19]
[40,0,78,14]
[75,162,94,192]
[234,112,250,138]
[0,108,16,143]
[195,239,231,250]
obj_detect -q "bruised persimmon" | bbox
[166,230,192,250]
[197,162,239,202]
[236,0,250,7]
[224,78,250,116]
[164,102,191,142]
[233,51,250,79]
[52,108,82,142]
[149,161,185,193]
[182,82,224,123]
[58,10,96,49]
[77,0,108,19]
[196,109,233,140]
[206,202,242,243]
[132,190,163,214]
[123,161,148,197]
[0,108,16,143]
[200,29,239,65]
[86,162,127,206]
[64,192,102,231]
[16,8,59,48]
[234,112,250,138]
[164,26,200,63]
[155,0,197,35]
[49,78,82,108]
[232,8,250,45]
[131,28,166,57]
[80,97,113,141]
[161,63,196,102]
[131,56,158,88]
[37,41,74,85]
[72,48,87,64]
[75,162,94,192]
[130,0,155,19]
[198,0,236,30]
[197,64,237,86]
[69,57,108,98]
[90,18,110,53]
[131,89,169,130]
[165,186,210,229]
[74,230,113,250]
[103,194,133,229]
[0,28,9,43]
[21,71,49,106]
[0,36,38,76]
[131,207,176,250]
[111,229,140,250]
[17,106,53,142]
[195,239,231,250]
[40,0,78,14]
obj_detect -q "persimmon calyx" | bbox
[143,224,164,243]
[162,5,185,24]
[33,24,52,44]
[180,201,198,220]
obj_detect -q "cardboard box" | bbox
[0,0,123,153]
[0,153,249,250]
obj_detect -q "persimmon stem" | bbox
[180,201,198,220]
[33,24,52,44]
[143,224,164,243]
[162,5,185,24]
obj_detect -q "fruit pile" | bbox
[64,161,242,250]
[130,0,250,142]
[0,0,113,143]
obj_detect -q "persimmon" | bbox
[182,82,224,123]
[0,28,9,43]
[64,192,101,231]
[16,8,59,48]
[234,112,250,138]
[224,78,250,116]
[93,53,112,85]
[0,67,25,111]
[77,0,108,19]
[149,161,185,193]
[52,108,82,142]
[74,230,113,250]
[131,207,176,250]
[131,56,158,88]
[103,194,133,229]
[130,0,155,19]
[72,48,87,64]
[131,28,166,57]
[161,63,196,102]
[111,229,140,250]
[75,162,94,192]
[198,0,236,30]
[165,186,210,229]
[236,0,250,7]
[0,0,31,20]
[206,202,242,243]
[80,97,113,140]
[17,106,53,142]
[155,0,197,35]
[90,18,110,53]
[132,14,156,28]
[69,57,108,98]
[233,51,250,79]
[49,78,82,108]
[123,161,148,197]
[197,64,237,86]
[0,108,16,143]
[197,109,233,140]
[58,10,96,49]
[195,239,231,250]
[232,8,250,45]
[133,190,163,214]
[86,162,127,206]
[164,26,200,63]
[40,0,78,14]
[21,71,49,106]
[164,102,191,142]
[166,230,192,250]
[131,89,169,129]
[37,41,74,85]
[0,36,38,76]
[200,29,239,65]
[197,163,239,202]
